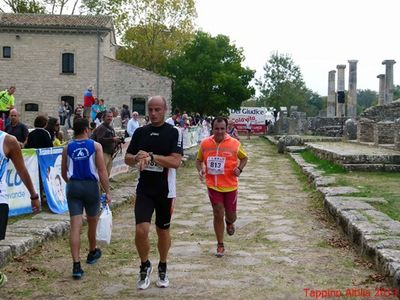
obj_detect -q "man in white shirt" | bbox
[165,113,177,126]
[127,111,140,137]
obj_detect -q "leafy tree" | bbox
[357,89,378,114]
[393,85,400,100]
[306,91,324,117]
[83,0,196,74]
[167,31,255,116]
[256,52,309,112]
[0,0,46,13]
[1,0,80,14]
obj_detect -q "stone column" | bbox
[327,70,336,117]
[336,64,346,117]
[382,59,396,104]
[347,60,358,117]
[377,74,385,105]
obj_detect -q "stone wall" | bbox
[359,99,400,122]
[102,58,172,115]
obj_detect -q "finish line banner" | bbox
[7,149,40,217]
[229,107,266,134]
[37,147,68,214]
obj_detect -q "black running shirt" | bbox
[127,123,183,196]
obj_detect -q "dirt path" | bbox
[0,138,390,299]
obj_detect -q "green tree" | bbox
[167,31,255,116]
[256,52,309,112]
[0,0,46,13]
[357,89,378,114]
[306,91,324,117]
[393,85,400,100]
[82,0,196,74]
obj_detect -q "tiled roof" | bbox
[0,13,112,30]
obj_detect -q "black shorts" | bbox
[66,180,100,217]
[0,203,9,240]
[135,192,174,229]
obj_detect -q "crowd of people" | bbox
[0,85,249,292]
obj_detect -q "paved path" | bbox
[0,138,390,299]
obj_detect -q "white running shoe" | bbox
[137,263,152,290]
[156,269,169,288]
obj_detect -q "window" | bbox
[131,97,146,116]
[62,53,74,74]
[25,103,39,112]
[3,46,11,58]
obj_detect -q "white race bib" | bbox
[207,156,225,175]
[144,161,163,172]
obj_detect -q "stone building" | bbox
[0,13,172,125]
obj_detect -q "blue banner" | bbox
[37,147,68,214]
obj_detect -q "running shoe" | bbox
[156,268,169,288]
[86,248,102,264]
[215,243,225,257]
[0,272,7,287]
[72,263,84,280]
[226,222,235,236]
[137,262,152,290]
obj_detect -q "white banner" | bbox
[8,149,40,217]
[229,107,267,134]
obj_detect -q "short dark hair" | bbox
[211,116,228,129]
[73,117,89,135]
[34,115,48,128]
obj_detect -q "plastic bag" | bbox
[96,204,112,245]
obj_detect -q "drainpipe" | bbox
[96,29,101,97]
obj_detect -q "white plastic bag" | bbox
[96,204,112,245]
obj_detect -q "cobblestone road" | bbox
[0,138,390,300]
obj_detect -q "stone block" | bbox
[374,121,395,145]
[0,246,12,267]
[343,118,357,140]
[357,118,374,143]
[0,235,36,256]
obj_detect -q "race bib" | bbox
[207,156,225,175]
[144,161,163,172]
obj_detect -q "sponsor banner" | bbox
[181,126,202,149]
[229,107,267,134]
[8,149,40,217]
[110,137,130,178]
[37,147,68,214]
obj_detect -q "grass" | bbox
[300,150,347,174]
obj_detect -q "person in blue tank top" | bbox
[61,118,111,280]
[0,130,39,287]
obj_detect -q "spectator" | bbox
[127,111,140,137]
[58,101,67,126]
[25,115,53,149]
[83,86,95,120]
[5,109,29,148]
[63,101,73,129]
[0,86,16,127]
[99,99,106,112]
[74,104,84,125]
[227,120,240,141]
[120,104,130,129]
[90,98,101,123]
[165,113,177,126]
[90,110,121,177]
[45,117,59,142]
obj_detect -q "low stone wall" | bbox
[360,99,400,122]
[374,121,395,145]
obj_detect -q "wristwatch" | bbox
[148,152,154,163]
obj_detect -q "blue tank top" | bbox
[67,139,99,181]
[0,131,10,204]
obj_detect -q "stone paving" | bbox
[0,138,395,299]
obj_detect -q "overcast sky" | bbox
[195,0,400,96]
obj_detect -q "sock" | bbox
[73,261,81,267]
[141,260,150,268]
[90,249,97,254]
[158,262,167,272]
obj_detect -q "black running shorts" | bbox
[135,192,174,229]
[0,203,9,240]
[66,180,100,217]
